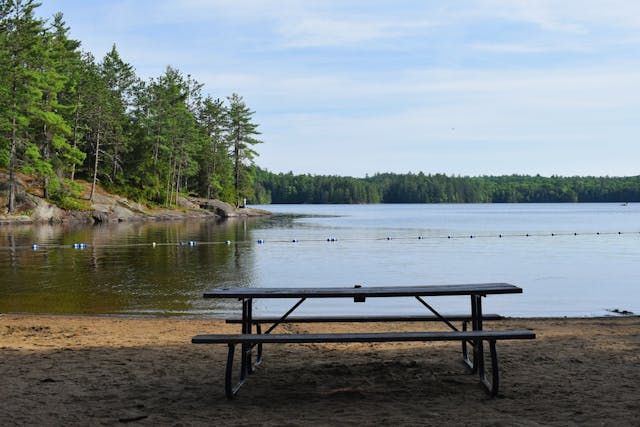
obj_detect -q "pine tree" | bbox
[77,54,115,201]
[227,93,262,207]
[31,14,84,200]
[197,96,231,200]
[48,12,85,183]
[0,0,47,212]
[130,67,202,205]
[100,44,136,184]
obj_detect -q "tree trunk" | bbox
[90,125,101,202]
[153,127,160,166]
[209,132,217,200]
[112,140,118,180]
[165,155,174,207]
[8,116,18,213]
[71,91,81,181]
[43,121,50,199]
[234,137,240,207]
[175,160,181,206]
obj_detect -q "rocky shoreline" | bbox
[0,173,270,225]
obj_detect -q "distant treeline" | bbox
[253,170,640,204]
[0,1,261,212]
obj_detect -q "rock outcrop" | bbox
[187,197,271,218]
[0,171,270,224]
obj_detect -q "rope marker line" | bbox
[1,230,637,251]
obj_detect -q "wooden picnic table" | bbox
[194,283,534,398]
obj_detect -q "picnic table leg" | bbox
[465,295,479,373]
[240,298,249,380]
[240,298,255,377]
[461,320,470,368]
[479,339,500,396]
[247,298,254,374]
[255,323,263,365]
[225,344,236,399]
[224,343,249,399]
[475,295,485,376]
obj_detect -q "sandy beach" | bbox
[1,314,638,426]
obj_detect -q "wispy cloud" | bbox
[470,42,590,54]
[478,0,640,34]
[276,17,434,48]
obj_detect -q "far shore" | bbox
[1,314,638,425]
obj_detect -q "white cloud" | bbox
[478,0,640,32]
[470,42,590,54]
[276,17,434,48]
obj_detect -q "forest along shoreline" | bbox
[0,171,270,225]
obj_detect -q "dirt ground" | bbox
[1,314,638,426]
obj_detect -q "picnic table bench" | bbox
[193,283,535,399]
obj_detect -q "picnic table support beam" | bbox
[479,339,500,396]
[414,296,459,332]
[415,296,486,371]
[252,297,307,366]
[263,298,307,335]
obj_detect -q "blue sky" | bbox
[39,1,640,177]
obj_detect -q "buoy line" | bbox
[1,230,638,251]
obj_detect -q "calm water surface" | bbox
[1,204,638,317]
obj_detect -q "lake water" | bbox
[1,203,638,317]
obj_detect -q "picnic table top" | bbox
[203,283,522,299]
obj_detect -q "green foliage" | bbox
[0,0,49,211]
[48,177,89,210]
[227,93,262,206]
[22,142,53,178]
[255,170,640,204]
[0,1,266,212]
[0,146,9,167]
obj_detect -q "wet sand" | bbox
[1,314,638,426]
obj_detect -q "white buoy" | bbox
[152,242,157,247]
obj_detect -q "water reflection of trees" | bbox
[0,218,267,315]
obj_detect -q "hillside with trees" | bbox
[0,0,262,214]
[253,170,640,204]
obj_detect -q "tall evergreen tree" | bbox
[227,93,262,207]
[31,14,84,200]
[48,12,85,183]
[99,44,136,184]
[0,0,47,212]
[131,67,202,205]
[197,96,231,201]
[77,54,116,201]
